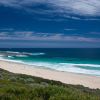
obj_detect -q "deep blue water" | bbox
[0,48,100,76]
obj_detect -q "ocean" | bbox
[0,48,100,76]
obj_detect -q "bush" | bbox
[0,68,100,100]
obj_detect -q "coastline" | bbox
[0,60,100,89]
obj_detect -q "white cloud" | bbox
[0,31,99,42]
[50,0,100,16]
[64,28,76,31]
[0,28,14,31]
[0,0,20,8]
[0,0,100,17]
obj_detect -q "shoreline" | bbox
[0,60,100,89]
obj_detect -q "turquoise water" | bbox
[0,48,100,76]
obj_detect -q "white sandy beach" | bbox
[0,60,100,89]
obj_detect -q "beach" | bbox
[0,60,100,89]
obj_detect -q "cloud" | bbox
[0,31,100,42]
[0,0,100,18]
[0,28,14,31]
[64,28,76,31]
[0,0,21,8]
[49,0,100,16]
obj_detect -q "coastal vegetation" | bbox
[0,68,100,100]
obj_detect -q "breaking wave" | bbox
[0,50,100,76]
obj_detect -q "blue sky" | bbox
[0,0,100,48]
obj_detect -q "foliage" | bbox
[0,68,100,100]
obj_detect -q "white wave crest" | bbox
[16,55,28,57]
[6,51,20,54]
[24,62,100,76]
[0,56,100,76]
[7,56,14,58]
[31,53,45,56]
[0,55,5,57]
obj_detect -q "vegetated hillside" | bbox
[0,68,100,100]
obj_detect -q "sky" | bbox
[0,0,100,48]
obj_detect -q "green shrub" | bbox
[0,68,100,100]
